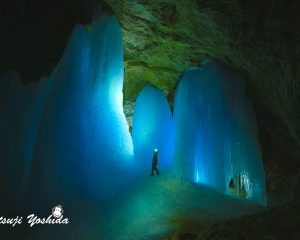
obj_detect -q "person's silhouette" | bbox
[150,149,160,176]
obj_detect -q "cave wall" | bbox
[0,0,299,205]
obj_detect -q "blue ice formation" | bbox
[0,71,52,212]
[132,85,174,173]
[0,16,134,208]
[0,14,266,209]
[27,16,135,204]
[222,68,266,204]
[173,60,266,204]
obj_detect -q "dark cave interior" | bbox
[0,0,300,239]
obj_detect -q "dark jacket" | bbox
[152,154,158,167]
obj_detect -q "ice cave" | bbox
[0,15,266,207]
[1,2,288,238]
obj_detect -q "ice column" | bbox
[173,64,226,192]
[132,85,174,173]
[29,16,134,206]
[221,64,266,204]
[173,60,266,204]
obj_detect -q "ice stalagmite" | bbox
[86,16,135,198]
[0,72,52,213]
[173,60,266,204]
[173,64,227,193]
[132,85,174,173]
[221,64,266,204]
[28,24,91,206]
[29,16,134,206]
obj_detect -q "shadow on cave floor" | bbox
[0,174,267,240]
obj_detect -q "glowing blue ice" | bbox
[29,16,135,205]
[0,16,266,209]
[173,65,226,192]
[132,85,174,173]
[222,67,266,204]
[173,60,266,204]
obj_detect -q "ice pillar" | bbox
[173,60,266,204]
[221,64,266,204]
[173,64,226,192]
[132,85,174,173]
[29,16,134,206]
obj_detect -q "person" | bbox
[229,177,235,190]
[150,149,160,176]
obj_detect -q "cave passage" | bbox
[132,60,266,205]
[0,14,267,239]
